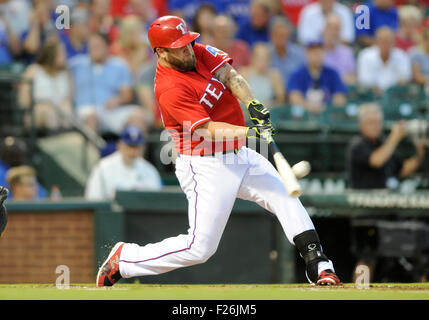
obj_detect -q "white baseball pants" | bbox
[119,146,332,278]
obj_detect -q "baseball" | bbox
[292,161,311,178]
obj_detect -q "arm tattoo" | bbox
[214,63,255,105]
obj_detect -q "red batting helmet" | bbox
[148,16,200,52]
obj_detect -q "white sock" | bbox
[318,260,334,275]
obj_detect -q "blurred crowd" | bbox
[0,0,427,134]
[1,0,429,199]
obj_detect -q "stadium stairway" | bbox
[34,132,100,197]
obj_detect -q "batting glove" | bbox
[247,100,272,126]
[246,124,275,140]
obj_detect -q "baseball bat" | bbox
[262,131,302,198]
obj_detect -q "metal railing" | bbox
[0,67,106,173]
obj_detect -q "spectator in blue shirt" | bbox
[0,14,21,65]
[59,7,89,62]
[236,0,271,47]
[268,15,306,92]
[222,0,251,27]
[169,0,226,27]
[69,33,147,135]
[0,161,9,195]
[355,0,399,47]
[288,41,347,116]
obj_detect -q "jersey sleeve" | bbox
[159,86,211,133]
[195,43,233,74]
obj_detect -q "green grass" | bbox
[0,283,429,300]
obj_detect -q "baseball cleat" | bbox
[96,242,125,287]
[316,269,341,286]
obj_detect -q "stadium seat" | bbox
[325,104,359,133]
[269,105,291,126]
[270,105,329,133]
[346,85,377,105]
[382,85,426,121]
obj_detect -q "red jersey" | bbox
[154,43,246,156]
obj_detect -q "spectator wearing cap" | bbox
[85,126,163,201]
[287,40,347,116]
[59,6,89,62]
[297,0,355,45]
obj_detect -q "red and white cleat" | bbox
[316,269,341,286]
[96,242,125,287]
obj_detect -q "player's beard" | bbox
[167,52,196,72]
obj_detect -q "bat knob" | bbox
[289,189,302,198]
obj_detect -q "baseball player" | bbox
[0,186,9,238]
[97,16,340,287]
